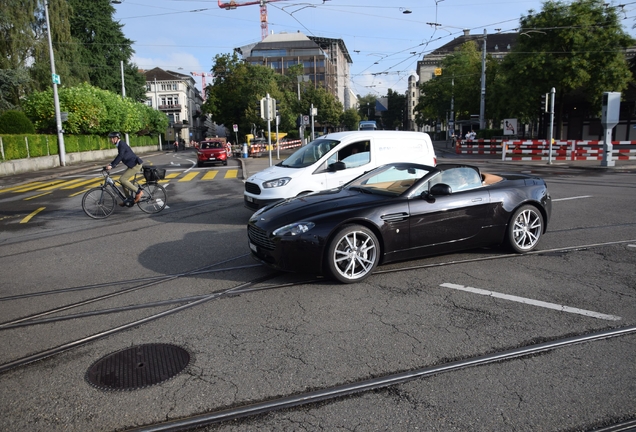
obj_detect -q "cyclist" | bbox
[105,132,144,204]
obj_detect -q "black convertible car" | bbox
[247,163,552,283]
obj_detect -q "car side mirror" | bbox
[429,183,452,196]
[329,161,346,172]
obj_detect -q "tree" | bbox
[382,89,406,130]
[68,0,147,102]
[498,0,634,131]
[205,53,281,142]
[415,41,484,129]
[341,108,360,131]
[22,83,167,135]
[29,0,89,92]
[357,94,376,121]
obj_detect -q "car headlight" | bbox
[263,177,291,188]
[273,222,315,236]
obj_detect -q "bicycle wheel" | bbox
[137,183,167,214]
[82,187,116,219]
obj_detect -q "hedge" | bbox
[0,134,158,161]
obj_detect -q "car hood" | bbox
[247,165,298,183]
[250,188,390,229]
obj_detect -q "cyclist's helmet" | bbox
[108,132,121,138]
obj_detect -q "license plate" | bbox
[209,157,216,160]
[245,196,254,203]
[249,242,257,252]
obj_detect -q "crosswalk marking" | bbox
[25,192,52,201]
[201,171,218,180]
[39,178,86,191]
[13,180,64,193]
[1,182,46,194]
[179,172,199,182]
[2,168,239,197]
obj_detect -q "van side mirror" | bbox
[329,161,346,172]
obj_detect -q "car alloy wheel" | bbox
[327,225,379,283]
[508,205,543,253]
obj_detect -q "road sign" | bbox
[233,124,238,132]
[60,112,68,122]
[52,74,60,85]
[302,115,309,125]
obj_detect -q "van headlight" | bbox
[263,177,291,188]
[273,222,315,236]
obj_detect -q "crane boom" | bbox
[191,72,213,101]
[218,0,285,40]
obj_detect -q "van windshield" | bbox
[280,139,340,168]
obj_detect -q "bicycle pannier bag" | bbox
[143,166,166,182]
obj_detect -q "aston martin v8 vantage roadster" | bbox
[247,163,552,283]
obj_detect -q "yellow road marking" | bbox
[165,173,180,179]
[0,182,45,194]
[69,189,88,197]
[224,169,238,179]
[39,178,89,191]
[201,171,218,180]
[20,207,45,224]
[61,178,104,189]
[24,192,52,201]
[14,180,65,193]
[179,172,199,182]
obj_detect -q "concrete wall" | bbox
[0,145,160,177]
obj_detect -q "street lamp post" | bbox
[44,0,66,166]
[120,60,130,144]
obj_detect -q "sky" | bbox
[111,0,636,97]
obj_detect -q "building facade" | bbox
[142,68,206,143]
[237,32,354,110]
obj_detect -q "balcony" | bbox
[159,104,182,111]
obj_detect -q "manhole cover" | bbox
[86,343,190,391]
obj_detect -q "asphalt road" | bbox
[0,147,635,431]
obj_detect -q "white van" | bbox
[244,131,437,210]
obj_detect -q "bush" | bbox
[0,110,35,134]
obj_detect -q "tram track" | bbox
[123,325,636,432]
[1,238,633,377]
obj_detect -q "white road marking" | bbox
[552,195,592,202]
[628,244,636,249]
[440,283,621,321]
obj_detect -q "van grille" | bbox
[245,182,261,195]
[248,226,275,250]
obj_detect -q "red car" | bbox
[197,140,227,167]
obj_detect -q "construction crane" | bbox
[218,0,286,40]
[191,72,213,101]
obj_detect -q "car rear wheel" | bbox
[507,205,544,253]
[326,225,379,283]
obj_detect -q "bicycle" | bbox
[82,166,167,219]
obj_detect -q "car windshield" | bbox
[280,139,340,168]
[346,165,433,197]
[201,142,222,149]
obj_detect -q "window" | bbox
[439,167,482,192]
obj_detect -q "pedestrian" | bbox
[173,140,178,152]
[105,132,144,204]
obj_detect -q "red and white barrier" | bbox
[456,139,636,161]
[249,139,303,156]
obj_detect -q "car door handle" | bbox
[471,198,483,202]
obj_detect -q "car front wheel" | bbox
[507,205,544,253]
[326,225,379,283]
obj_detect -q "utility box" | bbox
[601,92,620,129]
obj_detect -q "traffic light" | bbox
[541,93,549,113]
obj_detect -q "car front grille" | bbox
[245,182,261,195]
[248,225,275,250]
